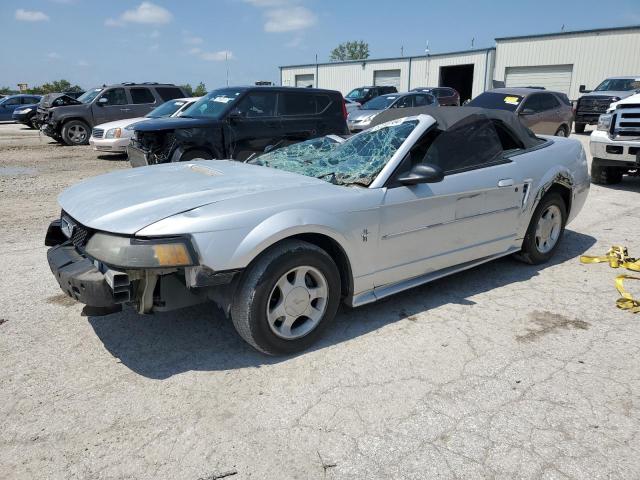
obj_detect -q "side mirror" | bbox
[397,163,444,186]
[579,85,591,94]
[97,97,108,106]
[520,108,535,115]
[227,109,242,122]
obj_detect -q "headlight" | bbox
[597,113,613,131]
[15,108,33,114]
[105,128,122,139]
[85,233,195,268]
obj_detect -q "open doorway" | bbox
[440,64,474,103]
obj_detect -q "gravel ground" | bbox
[1,121,639,480]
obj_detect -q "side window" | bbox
[130,88,155,104]
[23,96,37,104]
[315,94,331,113]
[279,92,316,116]
[395,95,414,108]
[540,93,560,110]
[422,115,504,174]
[235,92,277,118]
[522,95,543,113]
[4,97,20,106]
[156,87,184,101]
[99,88,127,106]
[414,94,434,106]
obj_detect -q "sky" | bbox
[1,0,639,91]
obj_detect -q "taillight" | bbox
[342,99,348,120]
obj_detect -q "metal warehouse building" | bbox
[279,25,640,102]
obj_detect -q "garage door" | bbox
[295,74,314,88]
[505,65,573,95]
[373,69,401,89]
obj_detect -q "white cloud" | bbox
[264,6,315,32]
[199,50,233,62]
[47,52,60,59]
[243,1,316,33]
[15,9,50,22]
[77,60,90,67]
[106,2,172,27]
[184,36,203,45]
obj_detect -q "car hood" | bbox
[348,109,380,121]
[581,90,638,99]
[39,93,83,109]
[93,117,148,131]
[610,93,640,110]
[58,160,331,234]
[133,116,216,132]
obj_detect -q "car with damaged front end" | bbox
[46,106,589,355]
[127,86,348,167]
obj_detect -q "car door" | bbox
[0,97,21,120]
[92,87,133,125]
[129,87,157,117]
[539,93,563,134]
[375,115,523,288]
[224,90,279,160]
[518,94,549,134]
[414,94,436,107]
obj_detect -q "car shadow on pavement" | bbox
[97,153,128,161]
[601,176,640,191]
[88,230,596,379]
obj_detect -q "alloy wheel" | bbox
[535,205,562,253]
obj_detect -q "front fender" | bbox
[228,208,357,270]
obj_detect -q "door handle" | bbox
[120,108,131,112]
[498,178,514,187]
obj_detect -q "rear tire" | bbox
[61,120,90,146]
[591,159,623,185]
[516,192,567,265]
[574,123,586,134]
[230,240,341,355]
[554,125,568,137]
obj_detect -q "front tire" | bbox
[517,192,567,265]
[554,125,568,137]
[61,120,90,146]
[231,240,341,355]
[179,149,213,162]
[574,123,586,134]
[591,159,623,185]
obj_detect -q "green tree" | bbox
[0,86,16,95]
[193,82,207,96]
[180,83,194,96]
[24,79,83,94]
[330,41,369,61]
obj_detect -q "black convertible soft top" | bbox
[370,106,541,150]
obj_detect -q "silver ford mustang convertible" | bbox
[45,107,589,354]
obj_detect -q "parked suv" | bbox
[575,76,640,133]
[589,93,640,184]
[411,87,460,106]
[467,88,573,136]
[345,86,397,105]
[38,83,187,146]
[128,86,349,167]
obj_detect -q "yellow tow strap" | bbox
[580,246,640,313]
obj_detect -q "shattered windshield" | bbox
[248,119,418,186]
[362,95,397,110]
[182,88,243,118]
[77,88,103,104]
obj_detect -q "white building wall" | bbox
[495,27,640,99]
[280,50,494,98]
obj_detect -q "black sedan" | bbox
[12,103,39,128]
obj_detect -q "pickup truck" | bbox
[589,93,640,184]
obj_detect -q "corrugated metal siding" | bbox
[281,50,494,98]
[494,28,640,100]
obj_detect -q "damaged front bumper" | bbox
[45,220,240,314]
